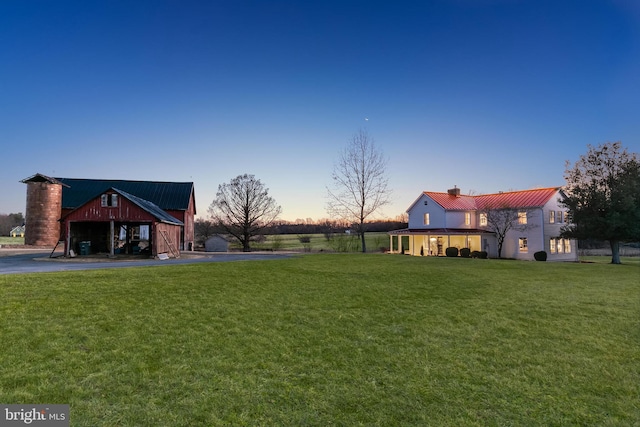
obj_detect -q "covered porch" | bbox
[388,228,494,256]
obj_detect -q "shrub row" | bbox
[471,250,488,259]
[443,248,547,260]
[445,247,488,259]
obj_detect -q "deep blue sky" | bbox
[2,0,638,221]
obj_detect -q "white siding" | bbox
[408,194,446,229]
[541,193,578,261]
[445,211,476,228]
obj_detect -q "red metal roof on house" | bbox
[424,192,477,210]
[424,187,560,210]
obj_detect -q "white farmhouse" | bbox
[389,187,578,261]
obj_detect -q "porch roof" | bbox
[388,228,493,235]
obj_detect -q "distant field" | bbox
[0,236,24,246]
[233,232,391,252]
[0,254,638,425]
[578,246,640,257]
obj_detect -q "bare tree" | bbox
[208,174,282,252]
[480,207,537,258]
[326,129,391,252]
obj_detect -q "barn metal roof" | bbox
[112,188,183,225]
[54,177,194,211]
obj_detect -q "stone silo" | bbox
[20,174,67,246]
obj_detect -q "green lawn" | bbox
[0,255,638,426]
[0,236,24,245]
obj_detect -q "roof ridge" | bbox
[425,187,560,197]
[477,186,560,196]
[55,177,194,184]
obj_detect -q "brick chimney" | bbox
[447,186,461,197]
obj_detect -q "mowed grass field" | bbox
[0,236,25,246]
[0,255,638,426]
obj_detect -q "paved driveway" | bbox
[0,250,292,275]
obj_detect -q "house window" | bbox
[549,211,555,223]
[465,212,471,225]
[557,211,563,223]
[550,238,570,254]
[518,212,527,225]
[101,193,118,207]
[519,237,528,253]
[480,213,487,226]
[423,213,430,225]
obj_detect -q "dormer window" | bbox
[101,193,118,207]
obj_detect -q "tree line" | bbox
[0,213,24,236]
[194,217,407,248]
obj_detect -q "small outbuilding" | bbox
[10,225,25,238]
[204,235,229,252]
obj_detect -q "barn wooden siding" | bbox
[154,222,182,257]
[63,195,157,223]
[166,190,196,250]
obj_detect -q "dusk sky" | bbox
[2,0,639,222]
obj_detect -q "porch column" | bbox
[65,222,71,257]
[109,220,115,257]
[389,235,394,253]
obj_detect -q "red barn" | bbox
[21,173,196,258]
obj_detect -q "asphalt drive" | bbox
[0,250,292,275]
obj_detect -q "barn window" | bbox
[101,193,118,207]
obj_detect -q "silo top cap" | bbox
[21,173,70,187]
